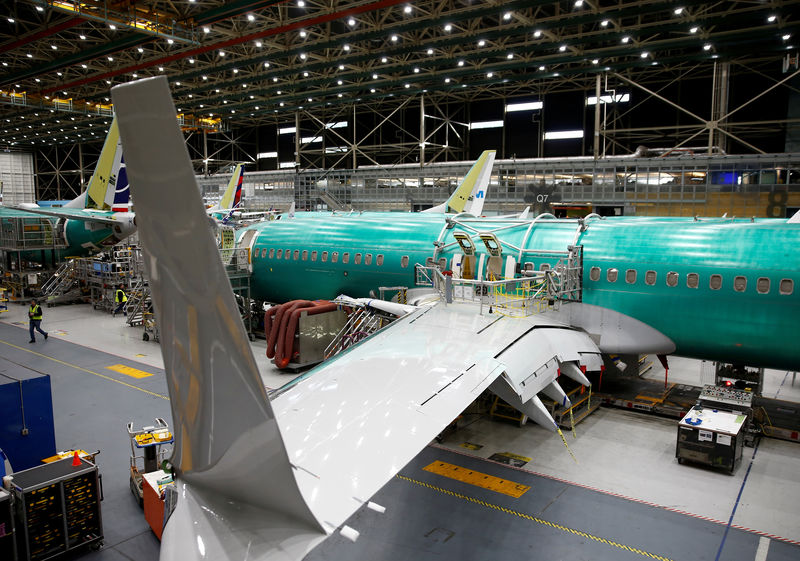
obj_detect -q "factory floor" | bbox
[1,301,799,561]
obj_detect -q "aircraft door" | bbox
[453,232,477,280]
[479,233,503,280]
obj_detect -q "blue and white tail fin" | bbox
[112,77,325,561]
[422,150,496,214]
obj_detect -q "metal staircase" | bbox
[41,260,80,303]
[324,302,391,360]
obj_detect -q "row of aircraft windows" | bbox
[258,247,411,269]
[588,266,794,295]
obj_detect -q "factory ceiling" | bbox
[1,0,798,150]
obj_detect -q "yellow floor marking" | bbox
[0,339,169,400]
[494,451,531,462]
[423,460,530,498]
[106,364,153,379]
[397,474,674,561]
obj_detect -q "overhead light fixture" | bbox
[381,56,388,63]
[457,60,464,66]
[783,34,791,41]
[348,18,356,26]
[80,34,86,40]
[559,45,567,52]
[503,12,512,20]
[370,88,376,93]
[469,120,503,130]
[690,26,699,33]
[299,30,307,38]
[414,67,419,73]
[343,44,350,51]
[538,65,545,70]
[233,68,239,73]
[219,50,225,56]
[247,14,255,21]
[107,56,114,61]
[298,0,305,6]
[51,44,57,50]
[506,101,543,112]
[768,15,777,23]
[486,72,493,78]
[703,43,712,51]
[137,47,144,53]
[300,53,307,59]
[591,59,599,64]
[533,30,542,38]
[544,130,583,140]
[404,5,412,14]
[338,64,344,70]
[444,24,452,32]
[478,39,486,47]
[167,38,174,44]
[621,36,630,43]
[391,34,398,42]
[81,63,87,68]
[203,26,210,33]
[674,7,684,15]
[507,53,513,59]
[640,51,649,58]
[444,78,451,83]
[600,20,609,27]
[404,83,410,88]
[255,41,262,47]
[109,24,116,30]
[372,73,378,79]
[303,71,309,77]
[427,48,433,55]
[574,0,584,7]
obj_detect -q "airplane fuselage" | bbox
[0,207,132,263]
[238,213,800,371]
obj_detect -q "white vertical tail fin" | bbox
[422,149,496,213]
[112,77,324,558]
[210,163,244,212]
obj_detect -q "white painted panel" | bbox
[0,151,35,205]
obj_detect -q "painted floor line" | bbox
[0,338,169,401]
[431,443,800,546]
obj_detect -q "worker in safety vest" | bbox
[28,298,48,343]
[113,286,128,317]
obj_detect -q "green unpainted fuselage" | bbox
[0,207,124,263]
[239,212,800,371]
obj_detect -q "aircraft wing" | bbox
[112,76,673,561]
[9,206,126,225]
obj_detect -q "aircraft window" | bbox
[687,273,699,288]
[354,253,362,265]
[625,269,637,284]
[301,250,308,261]
[276,249,283,259]
[757,277,770,294]
[343,252,350,264]
[666,271,678,287]
[322,251,328,262]
[365,253,372,266]
[589,267,600,281]
[438,257,447,269]
[780,279,793,295]
[709,274,722,290]
[311,251,317,262]
[401,255,409,268]
[425,257,435,268]
[377,254,384,266]
[540,263,550,271]
[268,248,275,259]
[607,268,618,283]
[293,250,300,260]
[734,276,747,292]
[645,271,656,285]
[524,262,535,271]
[285,249,291,260]
[261,249,267,259]
[332,251,339,263]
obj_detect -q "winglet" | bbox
[789,209,800,224]
[422,150,496,213]
[112,77,322,533]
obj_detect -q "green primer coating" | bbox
[240,213,800,370]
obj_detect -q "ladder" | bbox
[125,278,151,327]
[324,305,387,359]
[41,260,79,301]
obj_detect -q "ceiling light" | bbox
[203,26,210,33]
[703,43,712,51]
[391,35,398,42]
[486,72,493,78]
[233,68,239,73]
[538,65,545,71]
[478,39,486,47]
[175,81,180,85]
[337,80,343,85]
[8,18,14,23]
[81,64,87,68]
[109,24,116,30]
[219,50,225,56]
[413,67,419,73]
[35,78,40,82]
[444,24,452,32]
[404,83,410,88]
[381,56,388,63]
[159,66,164,71]
[202,75,208,80]
[106,80,111,84]
[308,97,312,102]
[343,44,350,51]
[373,73,378,79]
[189,58,195,63]
[27,53,33,58]
[107,56,114,61]
[36,6,43,11]
[444,78,450,83]
[247,14,255,21]
[503,12,512,20]
[348,18,356,26]
[303,71,309,77]
[690,26,698,33]
[783,34,791,41]
[559,45,567,52]
[621,36,630,44]
[404,5,412,14]
[273,77,278,82]
[370,88,376,93]
[674,7,684,15]
[80,34,86,40]
[533,30,542,38]
[768,15,777,23]
[574,0,584,7]
[137,47,144,53]
[338,64,344,70]
[299,30,307,38]
[600,20,609,27]
[457,60,464,66]
[427,48,433,55]
[51,44,57,50]
[300,53,307,59]
[507,53,513,59]
[255,106,259,110]
[640,51,649,58]
[298,0,305,6]
[591,59,599,64]
[132,73,138,78]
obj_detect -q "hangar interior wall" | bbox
[0,151,34,205]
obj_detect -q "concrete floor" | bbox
[1,301,799,560]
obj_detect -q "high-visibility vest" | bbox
[116,290,128,303]
[29,305,42,320]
